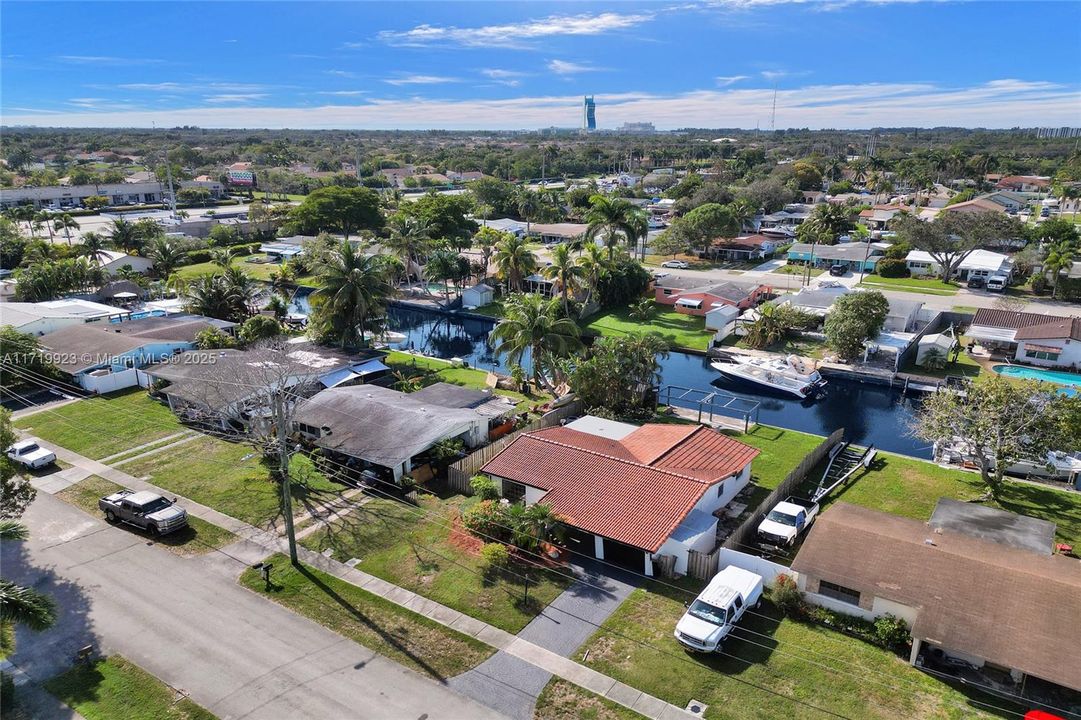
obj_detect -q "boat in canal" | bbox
[710,354,826,399]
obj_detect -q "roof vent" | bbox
[924,538,936,546]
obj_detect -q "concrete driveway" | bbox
[4,493,508,720]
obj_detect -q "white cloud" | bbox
[204,94,268,104]
[8,80,1078,131]
[384,75,460,86]
[326,69,357,78]
[482,69,529,87]
[548,60,602,76]
[59,55,162,65]
[316,90,368,96]
[117,82,270,94]
[378,11,654,48]
[716,75,749,86]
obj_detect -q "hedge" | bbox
[875,258,909,278]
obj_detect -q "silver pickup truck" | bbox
[99,490,188,536]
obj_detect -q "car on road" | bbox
[661,260,689,269]
[6,440,57,470]
[828,264,847,276]
[674,566,763,652]
[757,496,819,547]
[99,490,188,536]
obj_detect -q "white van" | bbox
[986,274,1009,292]
[674,566,764,652]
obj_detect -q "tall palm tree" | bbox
[576,242,608,307]
[584,195,647,260]
[490,293,582,392]
[109,218,140,254]
[210,247,234,269]
[221,266,259,319]
[0,521,56,632]
[311,241,393,348]
[80,231,113,266]
[492,234,538,293]
[184,275,235,321]
[728,198,757,233]
[148,236,183,280]
[383,214,432,285]
[515,188,540,236]
[52,213,80,246]
[1043,241,1076,300]
[34,211,55,242]
[542,243,584,316]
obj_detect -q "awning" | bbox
[676,297,703,308]
[1023,344,1062,354]
[259,243,303,257]
[319,368,361,388]
[354,359,390,376]
[967,325,1017,344]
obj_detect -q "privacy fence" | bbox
[446,400,583,494]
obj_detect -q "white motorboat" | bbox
[711,354,826,399]
[934,438,1081,485]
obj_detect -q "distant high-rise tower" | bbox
[583,96,596,131]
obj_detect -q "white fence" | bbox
[715,548,797,587]
[80,367,151,395]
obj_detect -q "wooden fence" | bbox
[720,427,845,556]
[686,548,720,581]
[446,400,583,494]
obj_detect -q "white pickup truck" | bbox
[674,566,763,652]
[6,440,57,470]
[99,490,188,536]
[757,496,819,547]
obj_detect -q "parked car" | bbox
[828,264,847,276]
[757,496,819,547]
[6,440,57,470]
[986,274,1009,292]
[674,566,763,652]
[967,276,986,289]
[661,260,689,269]
[99,490,188,536]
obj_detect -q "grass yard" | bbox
[15,389,181,460]
[770,264,824,277]
[383,350,545,412]
[121,436,343,528]
[56,475,237,556]
[45,655,218,720]
[583,307,714,352]
[859,276,959,296]
[729,425,827,490]
[239,555,492,679]
[470,300,506,318]
[174,253,318,286]
[534,679,646,720]
[300,495,573,633]
[719,333,830,360]
[577,586,1018,720]
[899,343,983,379]
[644,254,756,272]
[951,305,979,314]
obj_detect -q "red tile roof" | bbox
[974,309,1081,341]
[482,424,759,552]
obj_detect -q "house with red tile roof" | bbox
[481,416,759,576]
[967,308,1081,369]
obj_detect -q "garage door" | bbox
[602,537,645,572]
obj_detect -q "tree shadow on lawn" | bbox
[293,564,452,684]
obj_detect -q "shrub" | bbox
[184,249,212,264]
[479,542,510,572]
[462,500,507,542]
[470,474,500,501]
[875,257,909,278]
[873,614,911,651]
[771,574,804,616]
[1029,272,1049,295]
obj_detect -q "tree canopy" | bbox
[290,186,384,240]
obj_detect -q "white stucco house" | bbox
[905,249,1013,282]
[967,308,1081,369]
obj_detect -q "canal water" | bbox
[296,294,933,459]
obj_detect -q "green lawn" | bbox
[56,475,237,557]
[15,389,181,460]
[899,341,983,379]
[45,655,218,720]
[951,305,979,314]
[729,425,827,490]
[175,253,318,286]
[577,586,1018,720]
[383,350,545,412]
[770,264,825,277]
[719,334,830,360]
[239,555,492,679]
[859,276,959,296]
[584,307,714,352]
[534,679,646,720]
[121,436,343,528]
[300,495,573,633]
[471,300,505,318]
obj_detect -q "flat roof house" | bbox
[481,416,759,576]
[654,277,770,316]
[294,384,490,483]
[967,308,1081,369]
[529,222,588,245]
[710,234,784,261]
[1,299,131,336]
[905,249,1013,281]
[791,501,1081,694]
[777,285,923,332]
[786,242,885,273]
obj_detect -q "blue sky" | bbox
[3,1,1080,129]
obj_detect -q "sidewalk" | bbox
[28,436,693,720]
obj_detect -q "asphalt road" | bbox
[4,493,508,720]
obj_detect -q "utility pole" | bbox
[164,145,178,219]
[273,390,298,565]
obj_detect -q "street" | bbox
[4,492,508,720]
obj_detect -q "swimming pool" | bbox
[993,364,1081,395]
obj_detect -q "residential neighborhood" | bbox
[1,2,1080,720]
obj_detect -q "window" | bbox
[144,193,156,203]
[716,481,725,498]
[501,480,527,503]
[294,422,321,438]
[662,288,673,296]
[818,580,861,606]
[1025,348,1061,361]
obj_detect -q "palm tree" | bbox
[515,188,540,236]
[425,247,465,303]
[210,247,234,269]
[492,234,538,293]
[268,264,296,296]
[80,231,113,266]
[490,293,582,392]
[221,266,259,319]
[584,195,647,260]
[1043,241,1076,299]
[109,218,145,255]
[576,242,608,307]
[743,302,789,349]
[0,521,56,632]
[728,198,757,233]
[384,215,432,285]
[849,159,868,186]
[542,243,584,315]
[185,275,234,321]
[52,213,80,246]
[310,241,394,348]
[148,236,183,280]
[35,211,55,242]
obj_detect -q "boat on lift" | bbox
[711,354,826,399]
